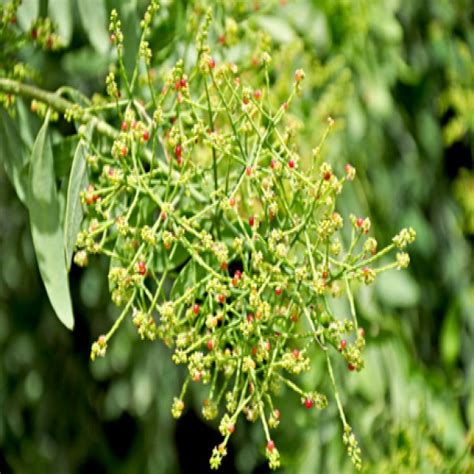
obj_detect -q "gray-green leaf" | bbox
[77,0,109,55]
[29,118,74,330]
[48,0,73,44]
[0,109,30,204]
[64,137,90,270]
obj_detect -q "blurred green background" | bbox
[0,0,473,472]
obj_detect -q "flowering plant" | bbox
[0,1,416,470]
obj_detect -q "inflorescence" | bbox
[1,2,416,470]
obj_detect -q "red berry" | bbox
[267,440,275,452]
[218,294,226,304]
[143,130,150,141]
[253,89,262,100]
[288,159,295,168]
[243,96,250,105]
[234,270,242,279]
[293,349,300,359]
[209,57,216,69]
[193,304,200,315]
[180,78,187,88]
[175,144,182,159]
[121,121,128,131]
[229,197,236,207]
[270,159,277,169]
[323,171,332,181]
[356,217,364,228]
[348,363,355,371]
[220,262,228,271]
[304,399,314,409]
[246,166,252,176]
[340,339,347,350]
[121,146,128,157]
[232,277,239,286]
[229,424,235,433]
[275,287,282,296]
[137,261,147,276]
[247,313,254,322]
[274,409,280,419]
[207,339,214,351]
[248,216,255,227]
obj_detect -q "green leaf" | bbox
[64,137,90,270]
[17,0,39,30]
[375,270,420,308]
[440,304,461,366]
[116,1,140,78]
[170,259,206,300]
[0,110,30,204]
[256,16,295,43]
[77,0,110,55]
[53,135,79,178]
[48,0,73,44]
[28,118,74,330]
[62,46,110,79]
[152,242,189,274]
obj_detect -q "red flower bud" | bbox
[304,399,314,409]
[137,261,147,276]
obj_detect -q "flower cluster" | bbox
[68,6,419,469]
[1,2,416,471]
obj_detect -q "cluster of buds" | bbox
[29,17,62,50]
[61,4,419,471]
[90,335,107,361]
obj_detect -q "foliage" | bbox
[0,0,472,472]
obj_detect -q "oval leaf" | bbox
[28,118,74,330]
